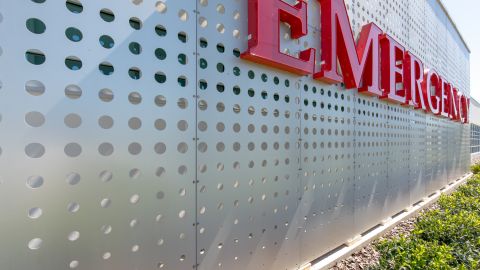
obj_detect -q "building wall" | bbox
[0,0,470,270]
[471,99,480,157]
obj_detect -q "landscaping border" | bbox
[298,172,473,270]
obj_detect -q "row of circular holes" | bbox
[25,55,186,88]
[22,18,191,260]
[25,21,243,87]
[36,0,241,38]
[26,2,354,264]
[25,81,302,119]
[26,113,300,137]
[27,3,257,90]
[25,1,338,266]
[26,14,315,94]
[26,9,188,84]
[24,138,298,158]
[27,78,352,112]
[35,0,466,92]
[25,136,360,157]
[27,167,293,267]
[34,0,183,20]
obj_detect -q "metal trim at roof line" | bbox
[437,0,471,53]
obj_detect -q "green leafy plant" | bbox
[413,210,480,267]
[374,237,454,270]
[471,164,480,174]
[372,175,480,269]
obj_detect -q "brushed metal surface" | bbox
[0,0,471,269]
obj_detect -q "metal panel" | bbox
[0,1,197,269]
[426,116,444,194]
[298,1,357,258]
[384,106,412,216]
[439,119,450,185]
[300,81,355,260]
[195,1,302,269]
[0,0,472,270]
[353,95,389,234]
[409,110,427,205]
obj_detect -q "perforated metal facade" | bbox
[0,0,470,270]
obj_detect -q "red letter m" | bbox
[315,0,383,97]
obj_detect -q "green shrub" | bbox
[373,175,480,269]
[471,164,480,174]
[413,210,480,267]
[374,237,455,270]
[438,194,480,214]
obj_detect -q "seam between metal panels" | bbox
[194,2,199,269]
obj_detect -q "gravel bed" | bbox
[328,203,440,270]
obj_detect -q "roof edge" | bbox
[471,97,480,106]
[436,0,471,53]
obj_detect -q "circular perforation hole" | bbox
[98,115,114,129]
[128,92,142,104]
[65,143,82,157]
[155,72,166,84]
[155,119,166,130]
[216,23,225,34]
[128,117,142,130]
[65,84,82,99]
[129,17,142,30]
[28,238,42,250]
[99,35,115,49]
[66,0,83,13]
[128,143,142,155]
[68,231,80,241]
[26,18,46,34]
[25,49,45,65]
[216,4,225,14]
[128,67,142,79]
[64,113,82,128]
[28,207,43,219]
[178,32,188,43]
[100,8,115,22]
[25,80,45,96]
[26,175,44,189]
[67,202,80,213]
[66,172,81,186]
[155,25,167,36]
[25,143,45,158]
[99,62,114,75]
[178,9,188,21]
[155,1,167,13]
[65,56,82,70]
[199,17,208,28]
[98,143,114,156]
[65,27,83,42]
[129,42,142,55]
[99,88,114,102]
[155,48,166,60]
[69,260,79,269]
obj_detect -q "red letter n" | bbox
[449,87,460,121]
[314,0,383,97]
[241,0,315,75]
